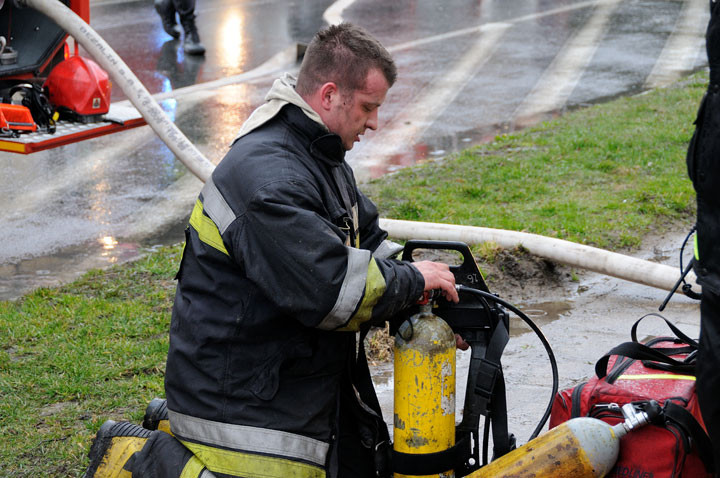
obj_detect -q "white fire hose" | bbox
[21,0,698,297]
[379,219,698,295]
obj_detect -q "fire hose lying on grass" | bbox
[19,0,702,476]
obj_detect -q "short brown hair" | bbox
[296,23,396,97]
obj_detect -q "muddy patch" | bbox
[38,400,78,417]
[480,248,572,302]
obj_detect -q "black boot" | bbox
[154,0,182,39]
[181,17,206,56]
[142,397,171,434]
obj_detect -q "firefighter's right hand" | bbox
[708,0,720,85]
[412,261,460,303]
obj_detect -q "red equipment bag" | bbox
[550,314,714,478]
[45,56,111,123]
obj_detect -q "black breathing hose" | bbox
[456,285,560,441]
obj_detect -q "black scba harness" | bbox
[381,240,558,477]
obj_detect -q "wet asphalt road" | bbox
[0,0,709,299]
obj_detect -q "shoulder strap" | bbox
[663,401,715,473]
[350,325,392,477]
[330,166,359,248]
[392,436,470,476]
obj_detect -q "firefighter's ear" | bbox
[318,81,340,110]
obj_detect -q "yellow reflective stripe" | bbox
[189,199,229,256]
[338,258,386,332]
[617,374,696,381]
[694,234,700,261]
[180,455,206,478]
[180,440,324,478]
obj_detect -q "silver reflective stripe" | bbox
[199,470,217,478]
[201,179,237,235]
[373,240,404,260]
[318,247,371,330]
[168,410,329,466]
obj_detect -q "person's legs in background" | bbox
[174,0,205,56]
[153,0,205,56]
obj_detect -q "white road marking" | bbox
[323,0,357,26]
[387,0,610,53]
[350,23,510,174]
[514,0,623,123]
[644,0,708,89]
[114,44,298,109]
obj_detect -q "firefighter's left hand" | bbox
[455,334,470,351]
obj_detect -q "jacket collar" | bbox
[233,73,325,143]
[282,104,345,167]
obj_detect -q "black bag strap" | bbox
[596,315,698,379]
[595,341,696,379]
[330,166,358,247]
[663,401,715,473]
[570,382,587,418]
[630,313,698,347]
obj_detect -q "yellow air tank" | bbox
[394,302,456,478]
[469,403,654,478]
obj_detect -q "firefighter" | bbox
[689,0,720,470]
[83,23,459,478]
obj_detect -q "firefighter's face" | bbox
[326,68,389,151]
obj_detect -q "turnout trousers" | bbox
[697,287,720,471]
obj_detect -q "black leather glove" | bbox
[708,0,720,85]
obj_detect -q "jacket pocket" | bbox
[250,337,313,401]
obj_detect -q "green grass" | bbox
[364,74,706,250]
[0,247,181,476]
[0,71,708,476]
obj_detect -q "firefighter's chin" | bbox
[342,136,360,151]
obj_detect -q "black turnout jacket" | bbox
[164,97,424,478]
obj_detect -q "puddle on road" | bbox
[509,300,573,337]
[372,362,394,394]
[0,221,186,302]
